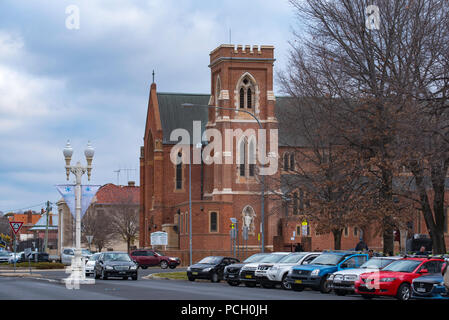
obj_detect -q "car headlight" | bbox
[311,269,320,276]
[130,266,137,270]
[380,277,396,282]
[203,267,212,272]
[187,266,191,271]
[105,266,114,270]
[328,274,335,280]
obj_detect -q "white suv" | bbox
[255,252,321,289]
[239,252,291,288]
[61,248,92,265]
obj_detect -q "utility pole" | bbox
[44,201,51,253]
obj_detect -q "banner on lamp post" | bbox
[56,185,101,219]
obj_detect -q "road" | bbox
[0,268,364,300]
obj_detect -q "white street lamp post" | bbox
[63,140,95,286]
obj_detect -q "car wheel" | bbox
[361,294,374,300]
[211,272,220,283]
[169,265,176,269]
[188,276,195,281]
[160,260,168,269]
[141,266,148,270]
[281,274,291,290]
[320,275,331,294]
[292,284,305,292]
[227,281,239,286]
[132,275,138,280]
[244,282,256,288]
[396,283,411,301]
[335,289,347,296]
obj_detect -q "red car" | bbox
[355,257,445,301]
[130,249,181,269]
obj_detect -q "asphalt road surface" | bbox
[0,269,363,300]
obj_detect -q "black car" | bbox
[94,252,138,280]
[18,252,49,263]
[187,256,239,282]
[224,253,270,286]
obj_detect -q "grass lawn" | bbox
[152,271,188,280]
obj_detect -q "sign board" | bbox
[150,232,168,246]
[9,221,23,235]
[302,225,308,237]
[24,248,32,258]
[291,237,295,241]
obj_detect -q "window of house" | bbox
[353,227,358,237]
[290,153,295,171]
[293,192,298,215]
[238,76,255,109]
[176,152,183,190]
[249,140,255,177]
[344,227,349,237]
[296,225,301,237]
[210,212,218,233]
[283,153,289,171]
[299,190,304,212]
[239,140,246,176]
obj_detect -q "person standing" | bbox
[355,238,368,251]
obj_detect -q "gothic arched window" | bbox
[239,140,246,176]
[176,152,183,190]
[238,75,255,109]
[283,153,290,171]
[249,139,256,176]
[290,153,295,171]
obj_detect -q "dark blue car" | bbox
[286,251,368,293]
[412,274,449,300]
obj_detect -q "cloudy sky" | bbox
[0,0,299,214]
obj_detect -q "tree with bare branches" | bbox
[283,0,449,253]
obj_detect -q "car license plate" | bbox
[417,288,426,293]
[295,280,302,284]
[334,279,341,283]
[192,272,198,275]
[245,275,252,279]
[228,274,235,278]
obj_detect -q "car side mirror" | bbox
[419,268,428,274]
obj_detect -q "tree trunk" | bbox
[332,229,343,250]
[381,168,395,255]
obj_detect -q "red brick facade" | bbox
[140,44,449,263]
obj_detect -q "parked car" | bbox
[411,274,449,299]
[129,249,180,269]
[94,252,138,280]
[8,252,24,264]
[85,252,101,277]
[328,256,402,295]
[224,253,270,286]
[239,252,291,288]
[187,256,239,282]
[355,257,445,301]
[286,251,369,293]
[18,252,49,263]
[61,248,92,265]
[0,251,11,263]
[255,252,321,290]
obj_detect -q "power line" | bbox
[1,201,58,215]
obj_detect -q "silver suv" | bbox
[255,252,321,289]
[61,248,92,265]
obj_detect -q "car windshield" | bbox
[198,257,222,264]
[88,253,101,261]
[360,258,396,269]
[278,253,307,264]
[382,260,422,273]
[243,254,268,263]
[0,251,9,256]
[310,254,345,266]
[104,253,131,262]
[259,254,288,263]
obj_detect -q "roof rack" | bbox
[322,250,365,254]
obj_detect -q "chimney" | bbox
[128,181,135,187]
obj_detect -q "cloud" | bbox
[0,0,297,212]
